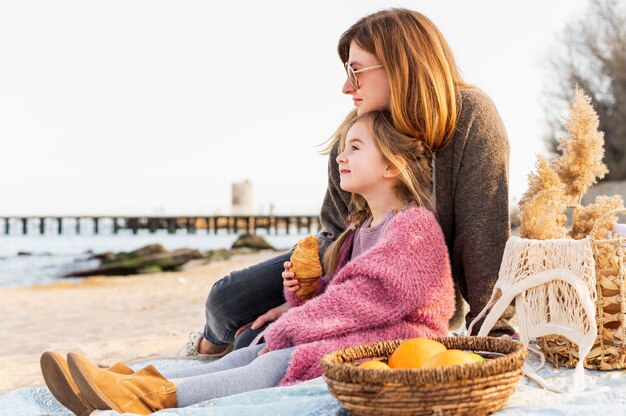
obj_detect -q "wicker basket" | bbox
[321,336,526,416]
[536,208,626,370]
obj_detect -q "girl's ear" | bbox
[383,158,404,179]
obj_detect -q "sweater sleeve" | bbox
[453,92,515,336]
[316,140,350,261]
[265,212,453,349]
[283,275,330,308]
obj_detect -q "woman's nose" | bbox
[342,77,355,95]
[336,152,346,163]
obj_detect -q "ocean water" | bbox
[0,230,308,288]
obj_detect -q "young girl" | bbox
[40,110,455,415]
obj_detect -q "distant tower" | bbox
[232,180,253,215]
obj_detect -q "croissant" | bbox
[290,235,323,301]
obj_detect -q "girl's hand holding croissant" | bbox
[282,261,300,292]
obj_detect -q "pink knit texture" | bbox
[265,207,455,385]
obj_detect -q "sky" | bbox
[0,0,591,216]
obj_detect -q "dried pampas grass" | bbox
[551,87,608,204]
[519,157,568,239]
[570,195,625,240]
[519,156,563,212]
[519,86,611,240]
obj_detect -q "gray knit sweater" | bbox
[316,88,514,336]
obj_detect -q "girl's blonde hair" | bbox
[323,8,470,155]
[322,110,433,276]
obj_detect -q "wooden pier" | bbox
[0,216,321,236]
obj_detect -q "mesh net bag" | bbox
[470,208,626,391]
[469,236,598,391]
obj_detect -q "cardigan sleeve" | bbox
[452,91,515,336]
[265,211,453,350]
[283,275,330,308]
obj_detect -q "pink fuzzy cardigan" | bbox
[264,206,455,386]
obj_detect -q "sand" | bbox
[0,249,284,395]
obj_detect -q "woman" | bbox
[181,7,514,359]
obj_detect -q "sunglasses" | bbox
[344,62,384,90]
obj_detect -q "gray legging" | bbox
[164,343,295,407]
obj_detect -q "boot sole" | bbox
[198,342,234,359]
[40,352,95,416]
[67,352,123,413]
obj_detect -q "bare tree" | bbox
[543,0,626,181]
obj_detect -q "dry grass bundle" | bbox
[570,195,625,239]
[519,86,611,240]
[551,87,608,203]
[519,157,563,211]
[519,156,568,239]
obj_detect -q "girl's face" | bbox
[336,119,392,196]
[342,41,391,115]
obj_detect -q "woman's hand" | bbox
[282,261,300,293]
[251,301,291,330]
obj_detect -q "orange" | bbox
[421,349,479,368]
[388,338,447,369]
[358,359,390,370]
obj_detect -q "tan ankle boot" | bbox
[68,352,176,415]
[40,351,135,416]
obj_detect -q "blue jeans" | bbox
[203,251,293,348]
